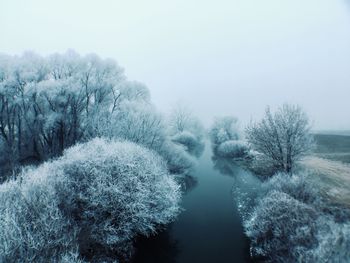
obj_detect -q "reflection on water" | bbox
[131,142,256,263]
[212,156,262,222]
[212,156,244,178]
[131,226,179,263]
[176,174,199,193]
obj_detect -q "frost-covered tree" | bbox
[246,104,313,174]
[168,104,205,157]
[209,116,248,158]
[108,101,166,149]
[0,51,126,178]
[0,51,204,184]
[209,116,240,147]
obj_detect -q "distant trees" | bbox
[246,104,313,174]
[0,138,181,262]
[209,116,248,158]
[209,116,240,147]
[168,104,205,158]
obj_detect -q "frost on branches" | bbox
[0,138,181,262]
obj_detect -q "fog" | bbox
[1,0,350,129]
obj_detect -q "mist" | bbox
[1,1,350,262]
[1,0,350,129]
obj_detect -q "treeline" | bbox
[0,51,204,180]
[0,51,127,175]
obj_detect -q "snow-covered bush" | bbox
[0,166,77,263]
[216,140,249,158]
[209,116,248,161]
[0,138,181,262]
[262,173,320,204]
[209,116,240,147]
[243,173,350,262]
[171,131,205,157]
[159,141,197,175]
[56,138,181,259]
[245,190,319,262]
[58,251,87,263]
[245,151,279,178]
[309,219,350,262]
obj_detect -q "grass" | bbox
[312,134,350,164]
[301,133,350,206]
[301,156,350,206]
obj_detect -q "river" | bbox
[132,142,259,263]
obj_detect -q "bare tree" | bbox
[246,104,313,174]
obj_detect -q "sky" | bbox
[1,0,350,130]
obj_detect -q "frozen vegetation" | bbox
[168,104,205,158]
[212,105,350,262]
[0,51,349,263]
[0,52,205,262]
[0,138,181,262]
[244,173,350,262]
[0,51,202,180]
[209,116,249,158]
[246,104,314,176]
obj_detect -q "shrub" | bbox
[171,131,205,157]
[243,173,350,262]
[209,116,240,147]
[56,138,180,259]
[159,141,196,175]
[58,250,87,263]
[0,138,181,262]
[216,140,248,158]
[245,151,279,178]
[0,165,77,263]
[309,219,350,262]
[245,190,319,262]
[262,173,321,204]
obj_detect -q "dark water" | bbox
[132,143,257,263]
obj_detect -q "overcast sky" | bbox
[1,0,350,129]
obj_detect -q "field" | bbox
[312,134,350,163]
[301,133,350,206]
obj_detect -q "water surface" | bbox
[132,143,255,263]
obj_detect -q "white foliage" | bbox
[243,172,350,262]
[245,190,319,262]
[0,166,77,263]
[246,104,313,174]
[108,101,166,149]
[209,116,241,147]
[216,140,248,158]
[0,138,181,262]
[59,138,181,242]
[171,131,205,157]
[159,140,197,175]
